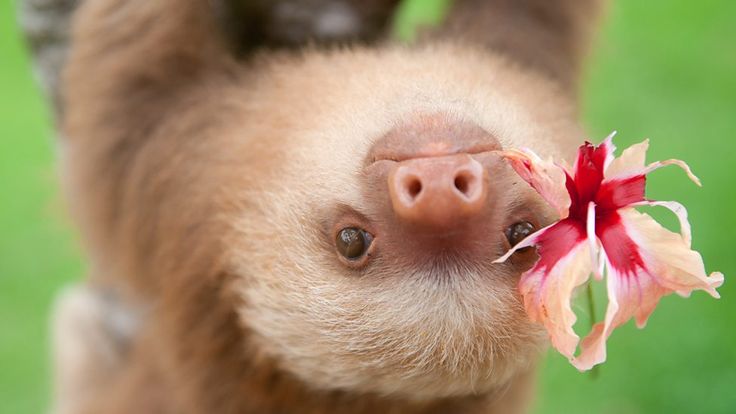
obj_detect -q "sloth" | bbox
[35,0,604,413]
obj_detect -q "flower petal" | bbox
[631,200,692,247]
[572,208,723,370]
[596,174,647,210]
[572,134,616,202]
[493,223,552,264]
[586,202,603,280]
[500,148,571,218]
[601,139,699,185]
[596,144,701,211]
[572,266,670,371]
[516,219,592,358]
[595,139,650,210]
[620,208,722,297]
[600,132,617,171]
[604,139,649,180]
[574,132,617,173]
[644,159,702,187]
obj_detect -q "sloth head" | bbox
[225,44,582,399]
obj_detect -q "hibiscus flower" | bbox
[495,134,724,370]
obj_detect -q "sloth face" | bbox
[228,45,582,398]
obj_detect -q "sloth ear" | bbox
[215,0,401,55]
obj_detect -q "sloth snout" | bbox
[388,154,488,229]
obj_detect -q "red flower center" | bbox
[565,142,648,277]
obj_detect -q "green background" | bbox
[1,0,734,413]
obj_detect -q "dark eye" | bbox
[505,221,535,247]
[336,227,373,260]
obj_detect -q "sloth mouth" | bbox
[368,145,501,166]
[365,114,502,167]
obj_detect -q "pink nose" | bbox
[388,154,487,229]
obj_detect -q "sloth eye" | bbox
[505,221,535,247]
[336,227,373,260]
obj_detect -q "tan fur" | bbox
[56,0,603,412]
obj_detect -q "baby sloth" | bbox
[46,0,604,413]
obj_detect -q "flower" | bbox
[494,133,724,370]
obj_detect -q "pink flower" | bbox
[495,134,724,370]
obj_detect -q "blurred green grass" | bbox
[0,0,734,413]
[0,2,83,413]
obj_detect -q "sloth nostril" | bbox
[453,172,476,198]
[407,178,423,200]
